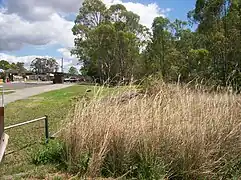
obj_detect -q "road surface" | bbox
[2,84,73,105]
[2,81,53,90]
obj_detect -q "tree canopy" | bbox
[68,66,79,75]
[0,60,27,74]
[72,0,147,83]
[30,58,58,74]
[72,0,241,90]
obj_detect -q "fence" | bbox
[0,116,49,163]
[0,84,52,163]
[5,116,49,143]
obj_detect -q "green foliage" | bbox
[140,72,164,94]
[68,66,79,75]
[52,176,64,180]
[132,156,166,180]
[31,140,67,169]
[101,152,167,179]
[30,57,58,74]
[15,62,27,75]
[188,0,241,88]
[0,60,26,74]
[0,60,12,70]
[186,48,212,81]
[72,0,241,89]
[67,153,91,174]
[72,0,146,84]
[218,158,241,179]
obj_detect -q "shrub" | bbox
[59,84,241,179]
[31,140,67,170]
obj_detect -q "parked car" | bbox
[64,77,71,82]
[64,77,78,83]
[69,77,78,83]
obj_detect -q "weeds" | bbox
[55,83,241,179]
[31,140,67,170]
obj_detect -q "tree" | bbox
[144,17,172,78]
[30,58,58,74]
[189,0,241,88]
[72,0,145,84]
[0,60,27,74]
[68,66,79,75]
[0,60,11,70]
[15,62,27,75]
[71,0,241,90]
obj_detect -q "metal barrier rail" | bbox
[4,116,49,143]
[0,85,50,163]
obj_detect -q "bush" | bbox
[59,84,241,179]
[31,140,67,170]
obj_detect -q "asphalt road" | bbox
[2,81,53,90]
[1,83,73,105]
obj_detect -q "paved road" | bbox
[2,84,73,105]
[2,81,53,90]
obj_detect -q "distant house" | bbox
[27,73,54,81]
[5,69,18,75]
[5,69,19,81]
[4,69,52,82]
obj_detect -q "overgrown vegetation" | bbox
[31,140,66,167]
[6,82,241,179]
[3,0,241,179]
[45,82,241,179]
[0,85,108,177]
[72,0,241,90]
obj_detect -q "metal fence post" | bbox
[44,115,49,143]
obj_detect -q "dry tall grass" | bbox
[61,83,241,179]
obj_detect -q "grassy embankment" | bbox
[56,82,241,179]
[0,85,117,179]
[2,82,241,179]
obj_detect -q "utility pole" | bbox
[61,57,64,73]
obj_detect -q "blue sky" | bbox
[123,0,196,21]
[0,0,197,71]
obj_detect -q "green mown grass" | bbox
[0,85,113,178]
[0,91,15,95]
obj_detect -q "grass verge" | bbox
[0,84,116,178]
[0,91,15,95]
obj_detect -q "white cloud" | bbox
[0,53,44,68]
[57,48,81,72]
[0,50,79,72]
[4,0,170,28]
[0,0,170,72]
[0,0,170,51]
[0,11,74,51]
[58,48,76,61]
[5,0,84,21]
[103,0,170,28]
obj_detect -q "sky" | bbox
[0,0,196,72]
